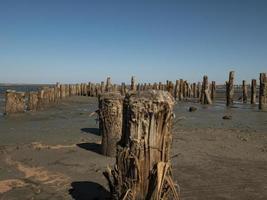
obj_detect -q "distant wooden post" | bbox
[211,81,216,100]
[242,80,248,103]
[105,77,112,92]
[28,92,38,111]
[130,76,137,91]
[60,85,66,99]
[200,75,212,104]
[100,81,105,94]
[166,80,174,96]
[99,92,123,157]
[179,79,184,100]
[5,90,26,114]
[251,79,257,104]
[259,73,267,110]
[104,90,179,200]
[174,80,180,100]
[226,71,235,106]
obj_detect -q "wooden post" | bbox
[226,71,235,106]
[166,81,174,96]
[242,80,248,103]
[106,77,112,92]
[200,75,212,104]
[99,92,123,157]
[174,80,180,100]
[120,82,126,96]
[104,90,179,200]
[179,79,184,100]
[211,81,216,100]
[5,90,26,114]
[28,92,38,111]
[251,79,256,104]
[131,76,137,91]
[259,73,267,110]
[60,84,66,99]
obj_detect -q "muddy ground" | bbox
[0,96,267,200]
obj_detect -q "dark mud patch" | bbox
[69,181,109,200]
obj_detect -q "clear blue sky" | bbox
[0,0,266,84]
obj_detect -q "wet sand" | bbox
[0,96,267,200]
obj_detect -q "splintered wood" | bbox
[98,92,123,157]
[104,90,180,200]
[200,75,212,104]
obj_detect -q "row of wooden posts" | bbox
[4,71,267,114]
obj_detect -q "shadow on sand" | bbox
[80,128,100,136]
[69,181,110,200]
[77,142,101,155]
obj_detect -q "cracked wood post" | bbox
[211,81,216,100]
[5,90,26,114]
[251,79,257,104]
[226,71,235,106]
[166,80,174,97]
[192,83,196,98]
[104,90,180,200]
[28,91,38,111]
[242,80,248,103]
[200,75,212,104]
[259,73,267,110]
[99,92,123,157]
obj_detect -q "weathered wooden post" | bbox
[251,79,257,104]
[120,82,126,96]
[106,77,112,92]
[242,80,248,103]
[174,80,180,100]
[28,92,38,111]
[200,75,212,104]
[179,79,184,100]
[37,89,44,110]
[5,90,26,114]
[131,76,137,91]
[60,84,66,99]
[226,71,235,106]
[211,81,216,100]
[98,92,123,157]
[104,90,179,200]
[100,81,105,94]
[166,80,174,96]
[259,73,267,110]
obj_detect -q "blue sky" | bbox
[0,0,266,84]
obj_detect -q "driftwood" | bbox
[259,73,267,110]
[104,90,180,200]
[98,92,124,157]
[5,90,26,114]
[251,79,257,104]
[242,80,248,103]
[226,71,235,106]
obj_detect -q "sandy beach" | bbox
[0,96,266,200]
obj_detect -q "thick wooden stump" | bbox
[104,90,179,200]
[5,90,26,114]
[99,92,123,157]
[259,73,267,110]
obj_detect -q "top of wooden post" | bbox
[126,90,175,106]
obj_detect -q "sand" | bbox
[0,96,266,200]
